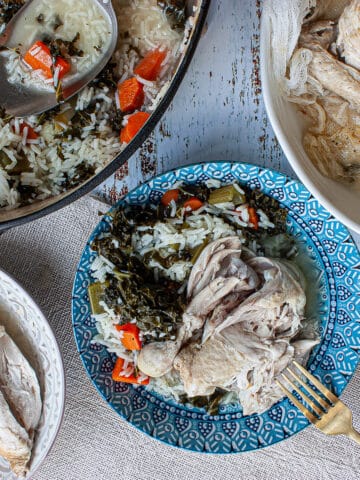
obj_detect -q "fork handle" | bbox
[348,428,360,444]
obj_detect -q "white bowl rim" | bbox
[0,266,65,480]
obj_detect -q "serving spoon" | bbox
[0,0,118,117]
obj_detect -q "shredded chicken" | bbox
[288,0,360,183]
[0,326,42,477]
[141,237,318,415]
[173,243,317,415]
[337,0,360,70]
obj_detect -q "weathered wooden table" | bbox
[93,0,288,202]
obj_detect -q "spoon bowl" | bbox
[0,0,118,117]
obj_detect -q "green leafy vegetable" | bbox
[157,0,186,30]
[180,388,229,416]
[0,0,25,25]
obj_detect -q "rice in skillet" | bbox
[0,0,192,210]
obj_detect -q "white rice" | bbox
[0,0,193,210]
[257,209,276,229]
[5,0,112,90]
[131,211,241,283]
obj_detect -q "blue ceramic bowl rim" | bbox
[72,161,360,454]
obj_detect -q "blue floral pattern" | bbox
[72,162,360,453]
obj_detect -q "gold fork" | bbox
[277,361,360,444]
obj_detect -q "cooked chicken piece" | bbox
[174,254,312,414]
[292,338,320,361]
[186,236,242,298]
[214,258,306,337]
[217,254,259,289]
[305,47,360,108]
[0,389,31,478]
[0,326,42,436]
[185,238,259,342]
[304,126,360,181]
[183,276,249,333]
[137,338,182,378]
[299,20,336,50]
[298,91,360,181]
[189,248,242,298]
[138,276,244,378]
[306,0,351,22]
[201,260,259,342]
[337,0,360,70]
[201,292,244,344]
[174,334,244,397]
[174,326,298,408]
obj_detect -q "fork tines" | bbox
[276,361,338,423]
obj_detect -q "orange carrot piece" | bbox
[24,41,70,79]
[115,323,142,351]
[183,197,204,212]
[161,189,179,207]
[118,77,144,113]
[248,207,259,230]
[134,49,167,81]
[54,56,71,78]
[16,122,38,140]
[120,111,151,144]
[112,358,149,385]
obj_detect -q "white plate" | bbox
[260,4,360,234]
[0,268,65,479]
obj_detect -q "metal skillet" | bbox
[0,0,210,232]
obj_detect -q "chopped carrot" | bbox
[120,111,151,144]
[115,323,142,351]
[161,189,179,207]
[54,56,71,78]
[134,49,167,81]
[248,207,259,230]
[183,197,204,212]
[118,77,144,113]
[112,358,149,385]
[14,122,38,141]
[23,41,70,80]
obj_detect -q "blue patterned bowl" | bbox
[72,162,360,453]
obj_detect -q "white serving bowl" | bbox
[260,8,360,234]
[0,268,65,480]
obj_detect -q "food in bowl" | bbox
[268,0,360,184]
[0,0,193,211]
[4,0,112,97]
[0,326,42,478]
[87,181,319,416]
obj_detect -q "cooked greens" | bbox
[91,215,186,344]
[157,0,186,30]
[0,0,24,25]
[42,32,84,61]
